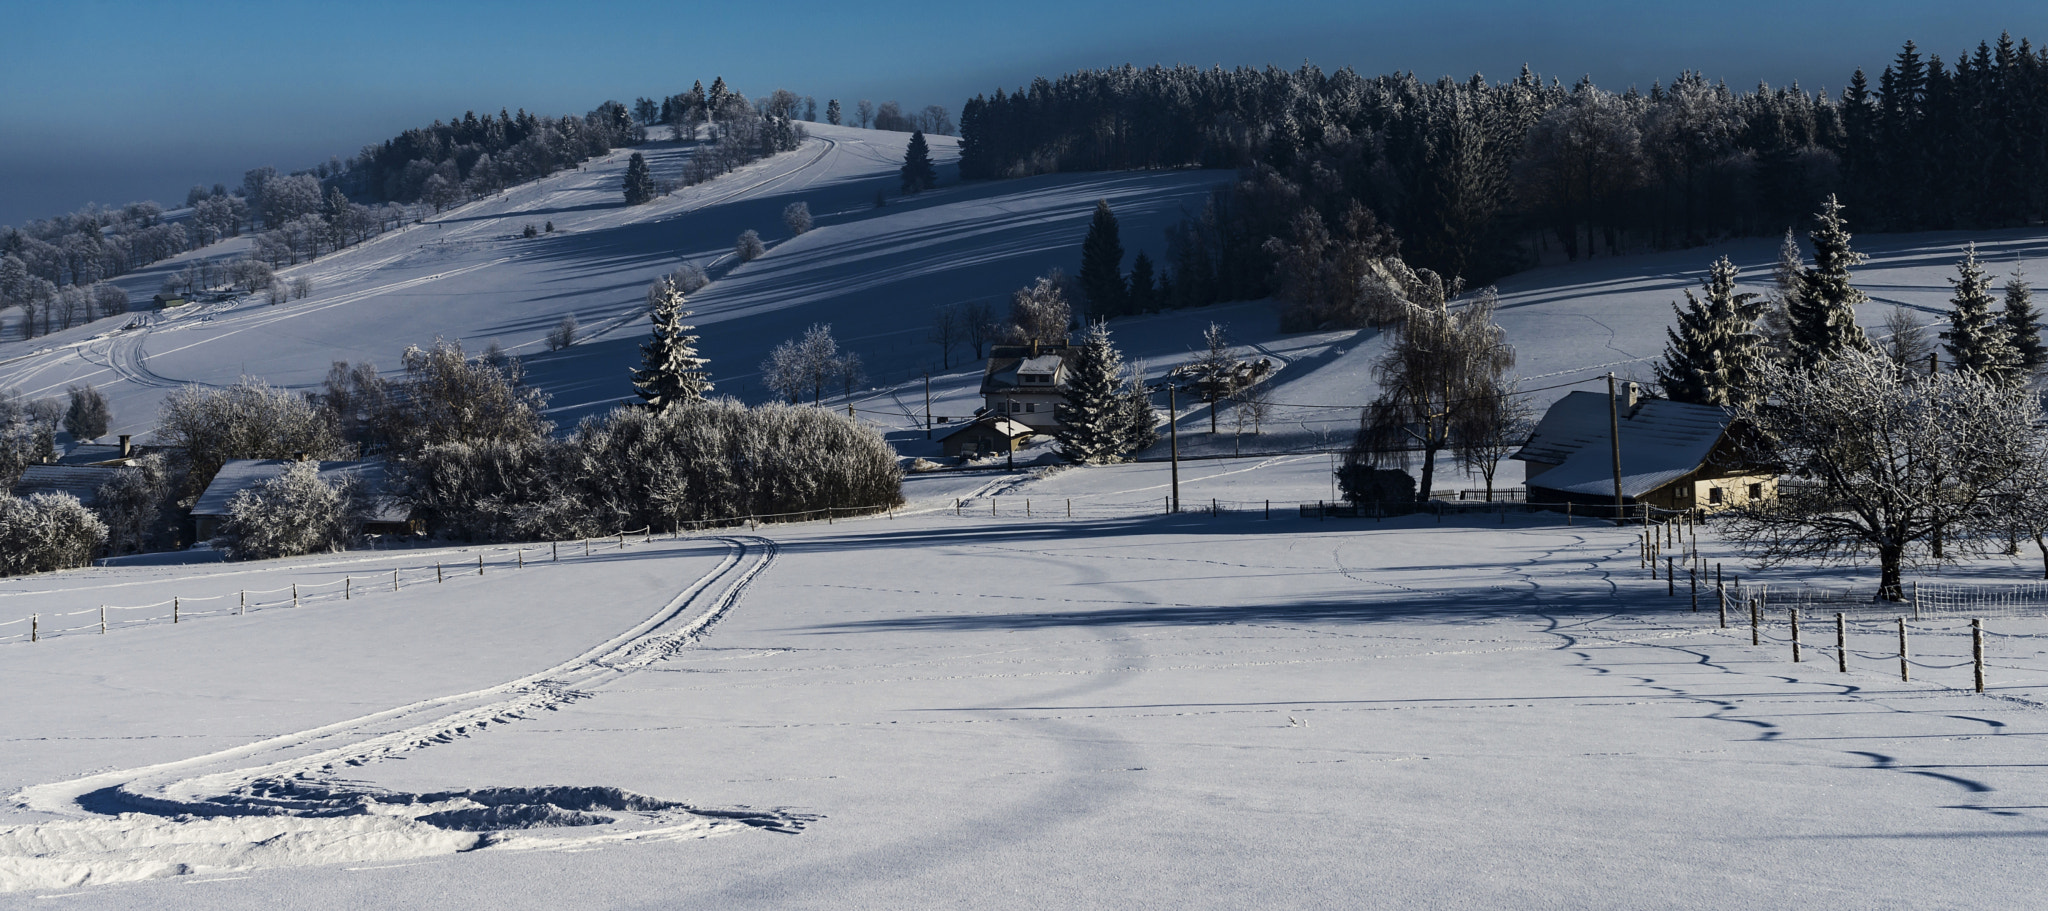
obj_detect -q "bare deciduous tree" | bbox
[1348,281,1515,504]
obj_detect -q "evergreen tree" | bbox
[900,130,937,194]
[1078,200,1126,317]
[1940,244,2021,384]
[631,278,712,410]
[1057,321,1138,464]
[2003,268,2047,376]
[63,384,110,441]
[622,152,656,205]
[1121,365,1161,455]
[1655,256,1768,407]
[1127,251,1157,313]
[826,99,842,126]
[1788,196,1875,369]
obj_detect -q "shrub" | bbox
[522,223,538,238]
[0,493,107,576]
[547,315,578,351]
[1335,465,1416,512]
[157,379,349,499]
[735,229,765,262]
[215,461,355,560]
[783,201,813,235]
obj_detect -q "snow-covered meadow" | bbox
[7,120,2048,905]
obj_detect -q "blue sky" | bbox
[1,0,2038,226]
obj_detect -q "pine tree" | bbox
[1078,200,1126,317]
[1941,244,2021,384]
[900,130,937,194]
[1120,366,1161,455]
[1057,321,1136,464]
[826,99,842,126]
[1759,228,1803,346]
[1655,256,1768,407]
[2003,268,2047,376]
[1127,251,1157,314]
[631,278,712,410]
[1788,195,1875,369]
[622,152,655,205]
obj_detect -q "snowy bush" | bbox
[0,493,107,576]
[157,379,349,498]
[782,201,812,235]
[735,230,765,262]
[94,454,174,555]
[547,315,578,351]
[215,461,355,560]
[1335,466,1416,512]
[407,438,588,542]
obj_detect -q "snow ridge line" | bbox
[12,535,777,820]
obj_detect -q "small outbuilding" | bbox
[1513,386,1775,518]
[190,458,416,540]
[940,416,1036,460]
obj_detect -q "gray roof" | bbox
[192,459,409,522]
[980,344,1074,395]
[12,465,125,506]
[55,444,132,467]
[1514,392,1739,498]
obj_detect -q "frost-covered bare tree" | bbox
[1348,281,1515,504]
[735,229,766,262]
[63,384,109,441]
[387,340,551,452]
[1007,272,1073,345]
[1454,386,1533,502]
[157,379,350,498]
[928,305,962,369]
[1724,348,2048,600]
[761,323,841,403]
[783,201,813,235]
[963,299,998,359]
[1879,304,1934,375]
[94,454,173,556]
[546,314,578,351]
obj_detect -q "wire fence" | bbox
[0,499,917,647]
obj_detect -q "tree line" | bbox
[958,35,2048,296]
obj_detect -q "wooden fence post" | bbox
[1898,617,1910,682]
[1027,499,1032,518]
[394,569,400,591]
[240,591,246,614]
[30,614,36,643]
[1565,501,1571,525]
[1265,499,1270,520]
[1690,567,1698,612]
[1069,499,1073,518]
[584,539,590,557]
[618,533,625,549]
[1836,613,1847,673]
[478,554,484,575]
[345,579,350,601]
[100,606,106,634]
[517,549,524,568]
[553,541,559,561]
[1750,597,1760,646]
[436,562,443,583]
[174,597,180,623]
[1973,618,1985,693]
[1667,558,1675,596]
[1790,607,1801,662]
[1717,583,1727,629]
[292,584,299,608]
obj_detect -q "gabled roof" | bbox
[1514,392,1741,498]
[981,343,1074,395]
[12,465,126,507]
[55,444,134,467]
[192,459,409,522]
[939,415,1034,441]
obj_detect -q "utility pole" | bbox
[1608,372,1625,525]
[1006,396,1015,472]
[924,372,933,440]
[1169,384,1181,513]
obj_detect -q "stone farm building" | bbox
[1513,386,1774,518]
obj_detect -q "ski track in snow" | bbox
[0,535,812,893]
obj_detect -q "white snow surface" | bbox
[5,462,2048,906]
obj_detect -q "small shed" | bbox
[1513,389,1774,518]
[152,292,189,309]
[940,416,1036,460]
[191,459,415,540]
[11,465,126,508]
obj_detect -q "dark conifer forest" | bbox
[959,36,2048,300]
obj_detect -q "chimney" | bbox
[119,434,132,458]
[1030,338,1040,357]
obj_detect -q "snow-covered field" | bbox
[7,463,2048,907]
[8,122,2048,904]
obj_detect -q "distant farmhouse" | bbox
[942,341,1076,459]
[1513,385,1774,517]
[191,458,416,540]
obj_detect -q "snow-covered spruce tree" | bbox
[900,130,937,194]
[1351,283,1515,504]
[1939,243,2021,385]
[1654,255,1767,407]
[216,461,355,559]
[2003,269,2046,376]
[632,277,712,411]
[1056,321,1138,464]
[1725,348,2048,601]
[1078,200,1125,317]
[0,493,106,576]
[1120,365,1161,455]
[1787,196,1875,370]
[623,152,656,205]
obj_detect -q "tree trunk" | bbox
[1416,443,1439,505]
[2036,533,2048,580]
[1878,543,1905,601]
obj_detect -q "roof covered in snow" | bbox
[940,416,1034,441]
[1513,392,1742,498]
[192,459,408,522]
[11,465,125,506]
[981,343,1074,395]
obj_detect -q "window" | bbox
[1709,487,1723,505]
[1677,485,1691,500]
[1024,402,1037,413]
[1748,482,1763,500]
